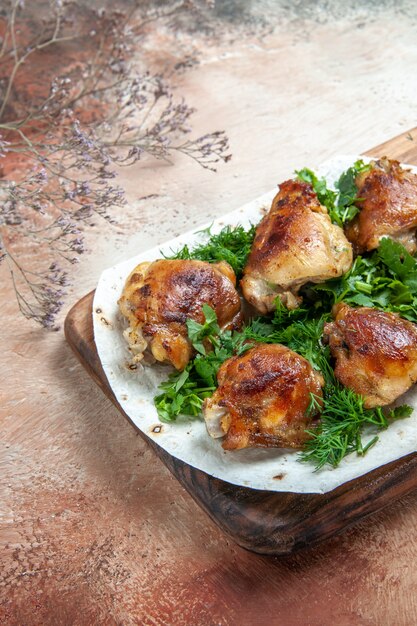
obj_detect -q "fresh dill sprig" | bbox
[272,297,311,325]
[242,307,330,375]
[165,224,256,277]
[300,390,412,470]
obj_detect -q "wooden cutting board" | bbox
[65,127,417,556]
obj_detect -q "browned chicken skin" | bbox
[345,158,417,254]
[241,179,353,314]
[324,303,417,408]
[202,343,324,450]
[118,259,242,370]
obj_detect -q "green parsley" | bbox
[154,306,251,422]
[154,364,214,422]
[296,167,337,215]
[186,303,221,355]
[334,158,371,224]
[297,160,372,227]
[309,237,417,323]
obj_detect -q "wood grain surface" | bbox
[65,127,417,556]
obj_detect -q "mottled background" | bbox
[2,1,417,624]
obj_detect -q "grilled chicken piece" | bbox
[345,158,417,254]
[324,303,417,408]
[241,179,353,314]
[118,259,242,371]
[202,343,324,450]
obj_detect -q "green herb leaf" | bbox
[154,361,216,423]
[186,304,221,355]
[300,387,413,470]
[154,306,251,422]
[378,237,417,291]
[334,159,371,224]
[297,159,372,227]
[387,405,414,420]
[308,238,417,323]
[165,224,256,278]
[296,167,338,217]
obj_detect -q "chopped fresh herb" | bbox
[155,306,251,422]
[378,237,417,290]
[309,237,417,322]
[334,158,372,224]
[155,300,413,469]
[272,297,311,325]
[297,160,372,227]
[243,309,331,375]
[154,363,215,422]
[165,223,256,278]
[186,303,221,355]
[296,167,337,215]
[300,389,412,470]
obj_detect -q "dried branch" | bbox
[0,0,230,329]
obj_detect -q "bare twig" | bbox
[0,0,230,329]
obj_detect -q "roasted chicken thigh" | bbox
[241,179,352,314]
[345,158,417,254]
[203,343,324,450]
[324,303,417,408]
[118,259,242,370]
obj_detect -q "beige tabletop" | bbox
[2,3,417,625]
